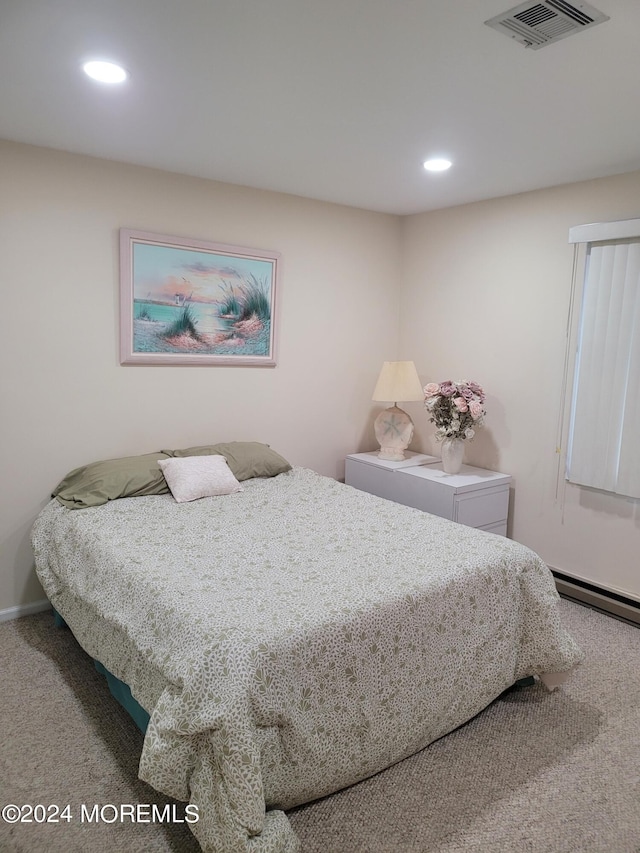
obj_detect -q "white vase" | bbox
[441,438,465,474]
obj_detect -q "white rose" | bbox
[465,427,475,439]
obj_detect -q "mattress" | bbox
[32,466,583,852]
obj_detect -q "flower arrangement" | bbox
[423,380,486,441]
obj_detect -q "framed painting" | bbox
[120,229,280,366]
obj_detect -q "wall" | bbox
[4,138,639,614]
[400,170,640,601]
[0,140,401,613]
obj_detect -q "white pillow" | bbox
[158,455,243,503]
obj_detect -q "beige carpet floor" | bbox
[1,599,639,853]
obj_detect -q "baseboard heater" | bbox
[552,570,640,627]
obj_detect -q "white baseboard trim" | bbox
[0,599,52,623]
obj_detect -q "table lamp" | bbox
[372,361,423,461]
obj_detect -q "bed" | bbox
[31,446,583,853]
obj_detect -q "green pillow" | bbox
[164,441,291,481]
[53,452,171,509]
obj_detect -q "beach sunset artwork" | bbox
[120,230,280,366]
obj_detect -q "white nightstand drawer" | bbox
[454,486,509,528]
[479,520,508,536]
[345,451,439,505]
[345,459,404,503]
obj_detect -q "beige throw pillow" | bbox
[158,455,243,503]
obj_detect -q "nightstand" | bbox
[345,452,511,536]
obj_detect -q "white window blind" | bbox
[567,220,640,499]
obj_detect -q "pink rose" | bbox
[439,381,456,397]
[460,385,474,400]
[469,400,484,419]
[468,381,485,402]
[424,382,440,397]
[453,396,468,412]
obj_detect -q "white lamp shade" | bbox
[372,361,423,403]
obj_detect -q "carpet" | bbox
[1,599,639,852]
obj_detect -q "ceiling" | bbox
[2,0,639,215]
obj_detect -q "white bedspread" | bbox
[32,467,583,852]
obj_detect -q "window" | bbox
[566,219,640,499]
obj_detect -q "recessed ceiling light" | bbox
[82,60,128,84]
[423,158,452,172]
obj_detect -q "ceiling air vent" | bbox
[485,0,609,49]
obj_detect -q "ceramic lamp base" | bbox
[374,405,415,461]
